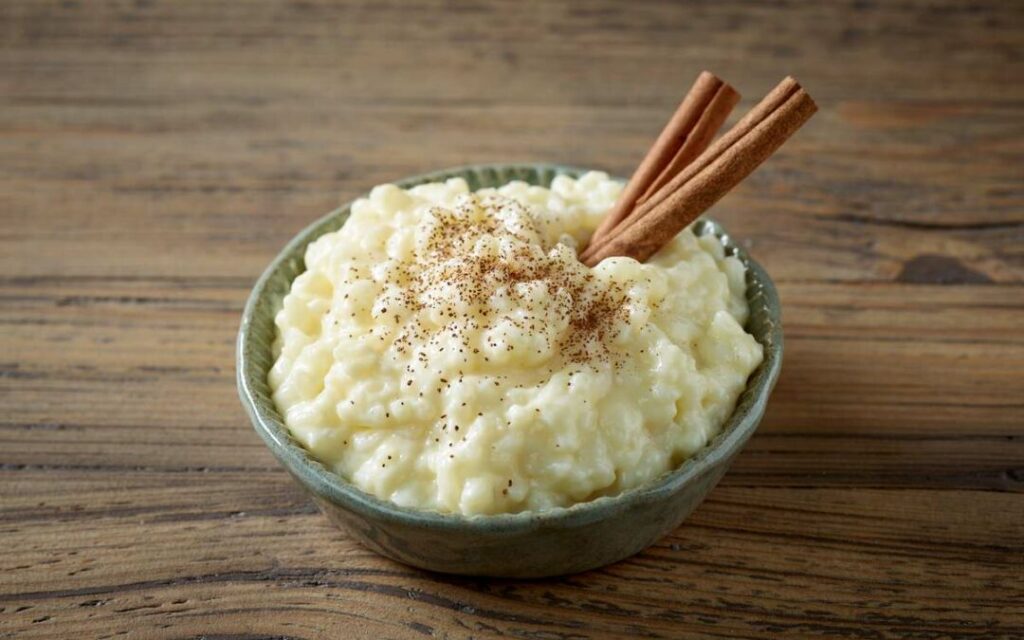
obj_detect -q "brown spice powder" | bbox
[345,194,629,367]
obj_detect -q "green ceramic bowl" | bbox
[237,163,782,578]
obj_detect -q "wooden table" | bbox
[3,1,1022,638]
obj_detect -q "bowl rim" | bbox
[237,162,782,532]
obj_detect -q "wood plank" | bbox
[1,472,1021,638]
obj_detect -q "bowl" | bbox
[237,163,783,578]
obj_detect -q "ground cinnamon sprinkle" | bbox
[371,193,629,367]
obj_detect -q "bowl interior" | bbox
[237,163,782,529]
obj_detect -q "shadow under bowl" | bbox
[237,163,783,578]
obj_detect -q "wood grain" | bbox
[1,0,1022,638]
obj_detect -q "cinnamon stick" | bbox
[587,71,738,246]
[582,77,816,267]
[635,82,739,205]
[582,78,806,263]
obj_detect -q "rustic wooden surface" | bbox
[2,1,1022,638]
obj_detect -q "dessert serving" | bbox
[269,172,763,515]
[256,71,813,535]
